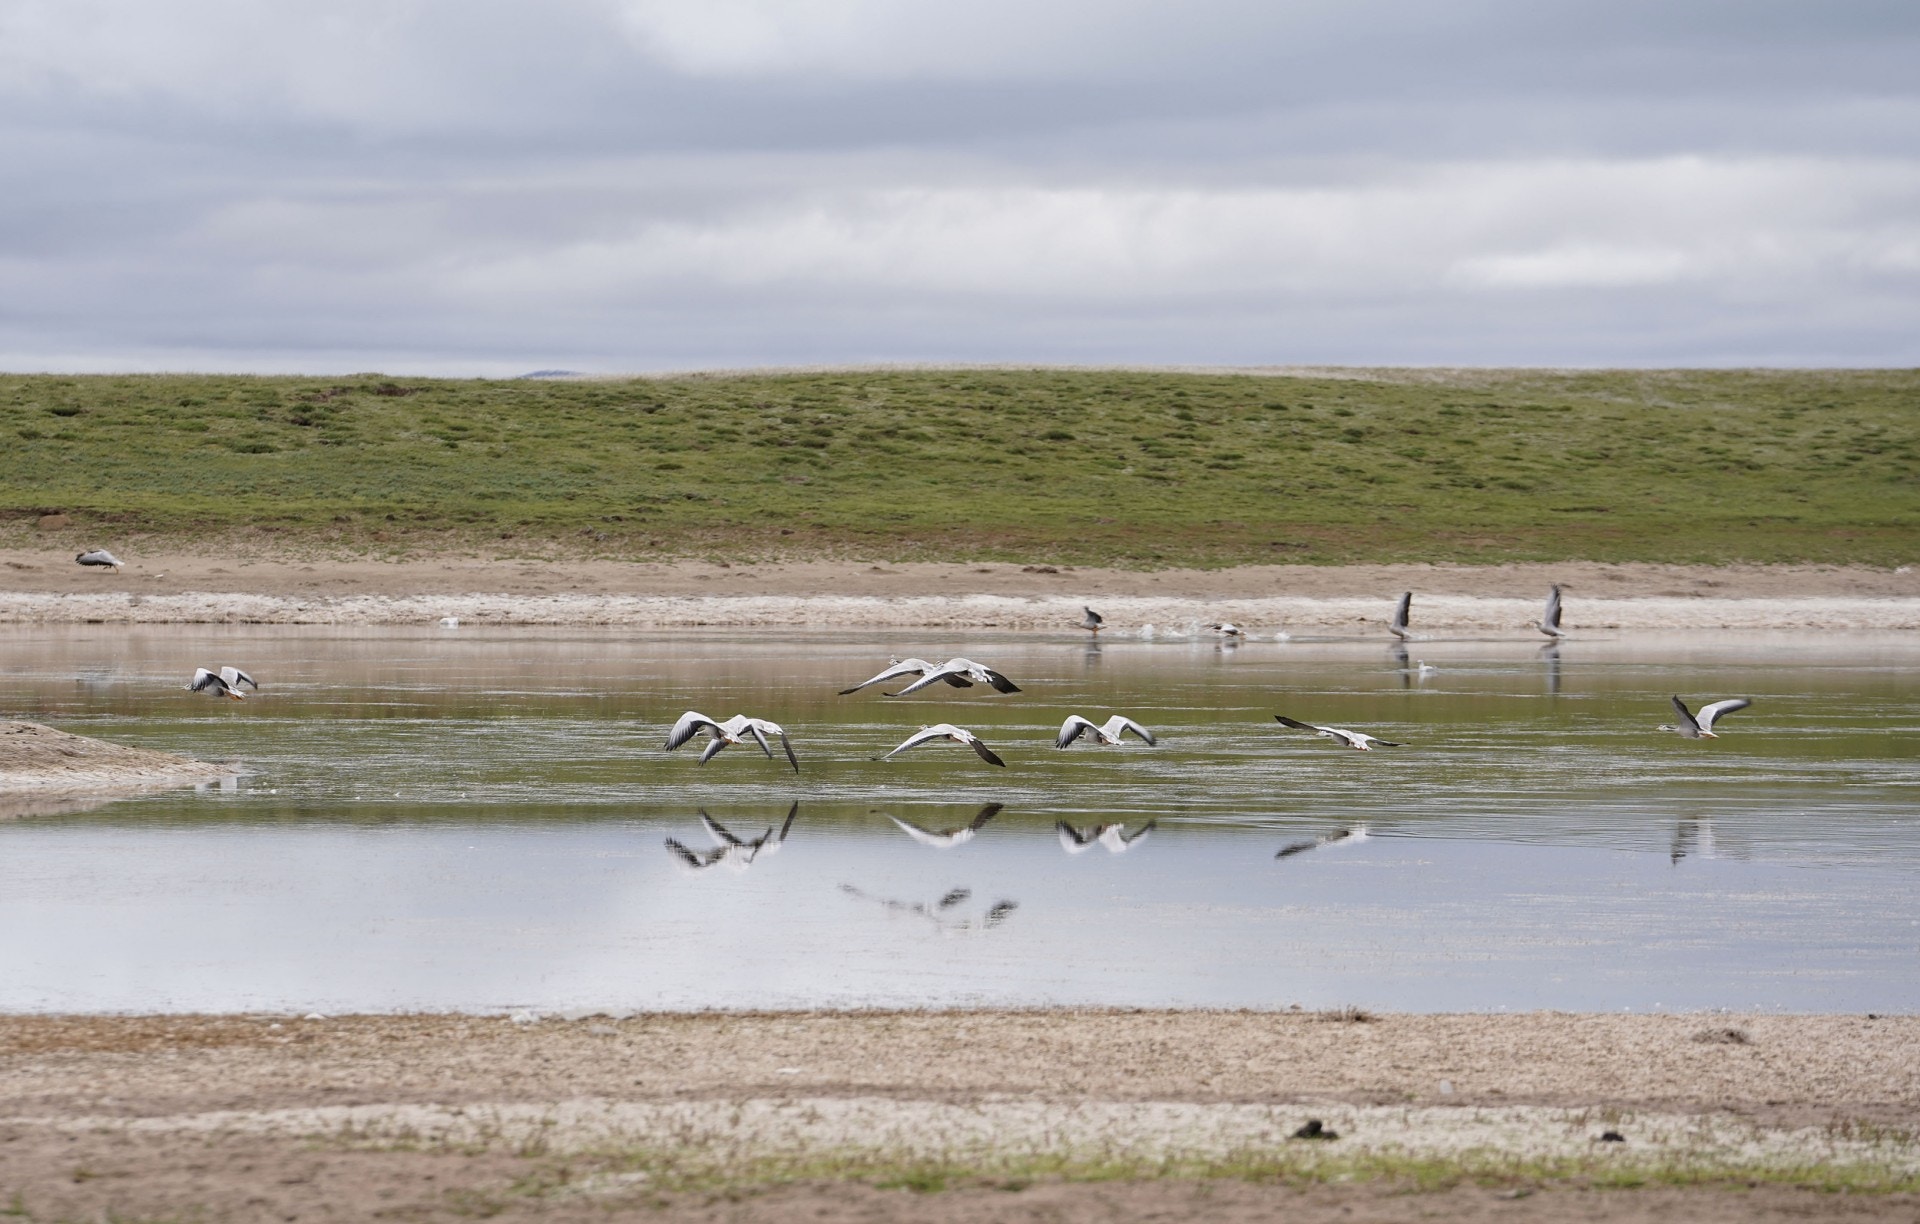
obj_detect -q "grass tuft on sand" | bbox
[2,367,1917,567]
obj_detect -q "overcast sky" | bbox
[3,0,1917,374]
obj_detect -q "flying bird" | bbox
[664,711,800,773]
[1057,820,1156,854]
[885,657,1022,697]
[1079,607,1105,633]
[75,549,124,570]
[186,667,253,700]
[1207,622,1245,637]
[1389,591,1413,640]
[1054,714,1157,749]
[1532,584,1568,640]
[1658,696,1752,740]
[1274,715,1402,751]
[877,723,1007,767]
[838,658,963,696]
[884,803,1004,849]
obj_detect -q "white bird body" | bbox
[885,803,1003,848]
[1389,591,1413,640]
[186,667,247,700]
[1274,715,1402,751]
[1057,820,1155,854]
[1079,607,1105,633]
[75,549,123,570]
[878,723,1006,767]
[1207,622,1245,637]
[1055,714,1156,749]
[1532,584,1568,639]
[1659,696,1752,739]
[885,657,1022,697]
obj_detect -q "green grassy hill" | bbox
[2,368,1914,566]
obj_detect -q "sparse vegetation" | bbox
[1,368,1915,566]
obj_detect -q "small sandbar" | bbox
[0,721,234,815]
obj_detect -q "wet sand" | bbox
[2,1012,1915,1221]
[0,720,234,816]
[5,552,1918,628]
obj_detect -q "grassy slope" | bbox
[1,368,1915,566]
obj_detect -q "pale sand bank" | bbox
[4,555,1919,629]
[2,1013,1916,1221]
[0,720,234,814]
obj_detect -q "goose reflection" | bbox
[664,803,799,872]
[883,802,1004,849]
[839,883,1017,931]
[1275,826,1367,860]
[1539,642,1562,695]
[1670,818,1722,866]
[1057,820,1156,854]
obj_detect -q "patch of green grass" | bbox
[2,368,1916,566]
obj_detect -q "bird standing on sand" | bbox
[1079,607,1105,634]
[75,549,123,570]
[1533,585,1568,640]
[877,723,1007,767]
[1057,820,1155,854]
[1659,696,1752,740]
[187,667,255,700]
[1274,715,1402,751]
[884,657,1022,697]
[1389,592,1413,640]
[1055,714,1156,749]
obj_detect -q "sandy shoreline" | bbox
[4,553,1917,628]
[2,1012,1915,1221]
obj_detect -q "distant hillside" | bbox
[1,368,1914,566]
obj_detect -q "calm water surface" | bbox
[2,626,1916,1013]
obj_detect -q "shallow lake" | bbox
[2,626,1916,1013]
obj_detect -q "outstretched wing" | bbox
[838,659,932,695]
[982,668,1022,694]
[697,735,732,764]
[1391,591,1412,636]
[1544,584,1563,630]
[1275,839,1319,859]
[1104,716,1156,746]
[887,815,956,848]
[886,660,966,696]
[187,668,221,693]
[968,802,1005,831]
[1274,715,1325,734]
[774,729,800,774]
[740,721,776,760]
[1055,715,1096,749]
[700,811,745,846]
[1695,698,1752,733]
[665,837,719,868]
[220,666,258,690]
[879,725,951,760]
[775,802,800,844]
[665,711,720,751]
[1119,820,1156,846]
[1667,696,1703,738]
[969,735,1007,767]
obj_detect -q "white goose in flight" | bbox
[664,711,800,773]
[75,549,125,570]
[1532,584,1568,640]
[1055,714,1156,749]
[1079,607,1105,633]
[877,723,1007,767]
[1659,696,1752,740]
[186,666,256,700]
[885,802,1003,848]
[886,657,1022,697]
[838,658,957,696]
[1274,715,1402,751]
[1207,622,1245,638]
[1057,820,1155,854]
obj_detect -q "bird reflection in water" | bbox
[1670,818,1715,865]
[1275,826,1367,860]
[1057,820,1155,854]
[838,883,1017,932]
[883,802,1004,849]
[1540,642,1562,696]
[664,802,799,872]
